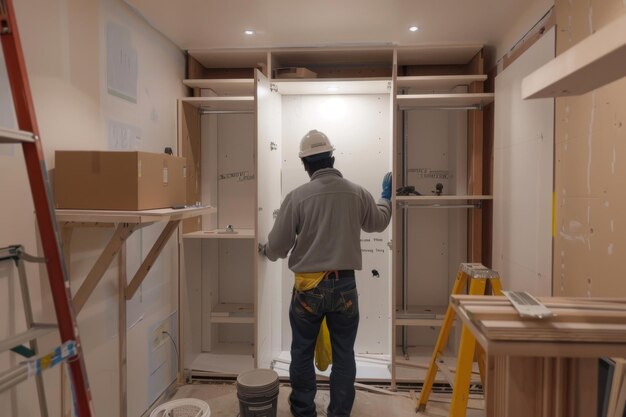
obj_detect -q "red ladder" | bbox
[0,1,94,416]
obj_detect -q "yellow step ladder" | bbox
[417,263,502,416]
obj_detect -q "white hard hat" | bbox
[299,130,335,158]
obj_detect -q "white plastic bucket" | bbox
[236,369,280,417]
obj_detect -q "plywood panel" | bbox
[493,27,555,295]
[553,0,626,298]
[182,239,202,368]
[279,94,392,354]
[215,114,256,229]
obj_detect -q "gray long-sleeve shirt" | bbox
[265,168,392,272]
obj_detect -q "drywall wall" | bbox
[0,1,185,416]
[553,0,626,297]
[493,27,555,295]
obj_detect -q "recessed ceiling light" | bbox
[409,26,419,32]
[244,30,255,35]
[327,86,339,92]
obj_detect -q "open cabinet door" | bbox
[256,69,283,368]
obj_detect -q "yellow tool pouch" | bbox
[294,272,333,371]
[315,317,332,371]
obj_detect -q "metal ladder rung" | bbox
[0,364,28,394]
[0,245,45,263]
[0,324,57,353]
[0,127,36,144]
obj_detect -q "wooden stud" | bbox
[73,223,137,313]
[118,242,127,417]
[125,220,181,300]
[180,101,202,234]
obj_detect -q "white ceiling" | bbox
[125,0,532,52]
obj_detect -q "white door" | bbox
[256,69,283,368]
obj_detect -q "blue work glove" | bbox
[381,172,392,200]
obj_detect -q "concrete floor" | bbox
[168,382,485,417]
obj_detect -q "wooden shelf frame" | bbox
[396,195,493,202]
[180,96,255,111]
[183,228,255,239]
[522,12,626,99]
[57,205,216,311]
[396,75,487,92]
[182,79,255,96]
[209,303,255,324]
[273,78,391,95]
[397,93,494,110]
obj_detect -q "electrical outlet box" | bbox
[151,321,168,350]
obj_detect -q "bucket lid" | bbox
[237,369,279,391]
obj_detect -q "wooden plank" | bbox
[73,224,137,313]
[478,319,626,343]
[467,59,484,263]
[396,195,493,202]
[125,220,181,300]
[397,93,493,109]
[396,75,487,91]
[182,78,254,96]
[183,228,255,239]
[522,12,626,99]
[118,243,127,417]
[55,206,215,224]
[181,96,254,110]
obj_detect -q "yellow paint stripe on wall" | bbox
[552,191,556,238]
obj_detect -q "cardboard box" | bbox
[273,67,317,79]
[54,151,187,210]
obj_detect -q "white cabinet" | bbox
[178,46,492,385]
[178,76,259,376]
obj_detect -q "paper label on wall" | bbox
[163,167,168,185]
[106,22,138,103]
[107,120,142,150]
[408,168,451,179]
[219,170,255,182]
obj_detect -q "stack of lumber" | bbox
[452,295,626,343]
[449,295,626,417]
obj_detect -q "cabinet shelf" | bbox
[397,93,494,110]
[188,344,255,375]
[183,79,255,96]
[522,13,626,99]
[55,205,216,224]
[274,78,390,95]
[209,303,254,324]
[180,96,255,111]
[0,128,36,144]
[396,75,487,92]
[396,195,492,202]
[395,305,452,327]
[183,228,255,239]
[397,195,492,209]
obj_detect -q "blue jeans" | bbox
[289,276,359,417]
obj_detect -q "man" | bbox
[260,129,392,417]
